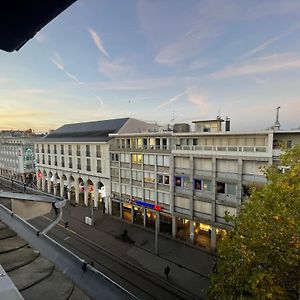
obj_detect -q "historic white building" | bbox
[35,118,159,211]
[0,131,39,183]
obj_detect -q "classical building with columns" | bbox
[108,118,300,251]
[0,130,40,183]
[34,118,159,211]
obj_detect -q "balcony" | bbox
[173,145,269,157]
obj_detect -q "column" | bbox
[189,221,194,243]
[41,178,46,191]
[37,178,42,190]
[172,215,177,237]
[211,226,217,251]
[94,186,99,209]
[60,177,64,198]
[84,182,89,206]
[75,180,79,204]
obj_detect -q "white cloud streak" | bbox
[156,90,187,110]
[211,53,300,79]
[87,27,109,57]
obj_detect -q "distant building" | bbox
[0,130,42,183]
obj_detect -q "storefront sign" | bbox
[134,200,162,211]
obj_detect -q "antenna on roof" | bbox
[217,108,221,120]
[171,110,177,124]
[272,106,281,131]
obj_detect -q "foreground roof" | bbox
[0,0,77,52]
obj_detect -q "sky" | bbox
[1,0,300,132]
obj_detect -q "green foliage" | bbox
[208,146,300,299]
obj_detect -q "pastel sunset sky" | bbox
[1,0,300,132]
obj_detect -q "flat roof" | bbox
[192,119,224,123]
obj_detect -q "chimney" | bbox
[273,106,280,131]
[225,117,230,131]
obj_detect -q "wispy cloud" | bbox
[156,90,187,110]
[99,59,136,80]
[187,90,210,115]
[211,53,300,79]
[240,23,300,59]
[87,27,109,57]
[49,51,82,83]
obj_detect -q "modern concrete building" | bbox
[35,118,159,211]
[0,130,41,183]
[108,118,300,250]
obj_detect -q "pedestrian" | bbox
[102,201,105,214]
[164,265,170,280]
[82,261,87,271]
[23,183,26,193]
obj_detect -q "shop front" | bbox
[133,206,144,225]
[111,200,120,217]
[194,222,211,249]
[145,209,156,230]
[122,202,132,222]
[175,217,190,241]
[159,213,172,235]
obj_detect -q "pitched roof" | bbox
[43,118,129,142]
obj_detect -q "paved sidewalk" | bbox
[63,204,215,299]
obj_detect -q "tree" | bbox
[208,146,300,299]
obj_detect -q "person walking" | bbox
[164,265,170,280]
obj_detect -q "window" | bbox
[158,174,169,185]
[61,145,64,155]
[41,144,44,153]
[54,145,57,154]
[77,158,81,170]
[54,156,57,166]
[76,145,81,156]
[48,155,51,165]
[132,170,142,181]
[47,144,50,154]
[97,160,101,173]
[227,183,237,196]
[121,169,130,179]
[86,158,91,171]
[96,145,101,157]
[242,184,251,197]
[175,176,182,187]
[144,189,155,201]
[36,154,40,163]
[111,153,119,161]
[194,179,202,190]
[86,145,90,157]
[158,192,170,204]
[216,182,225,194]
[61,157,65,167]
[111,168,119,177]
[68,145,72,155]
[132,154,142,164]
[203,180,211,191]
[69,157,73,168]
[287,140,292,149]
[120,153,130,163]
[144,172,155,183]
[144,154,155,165]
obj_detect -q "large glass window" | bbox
[194,179,202,190]
[175,176,182,187]
[227,183,237,196]
[132,154,142,164]
[203,180,211,191]
[96,145,101,157]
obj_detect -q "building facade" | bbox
[35,118,159,211]
[0,130,40,183]
[108,119,300,250]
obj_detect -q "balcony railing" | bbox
[173,145,267,153]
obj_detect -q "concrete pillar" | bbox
[143,207,146,227]
[75,181,79,204]
[41,178,46,191]
[189,221,195,243]
[211,226,217,251]
[53,181,57,196]
[37,178,42,190]
[172,215,177,237]
[84,183,89,206]
[94,187,99,209]
[60,177,64,198]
